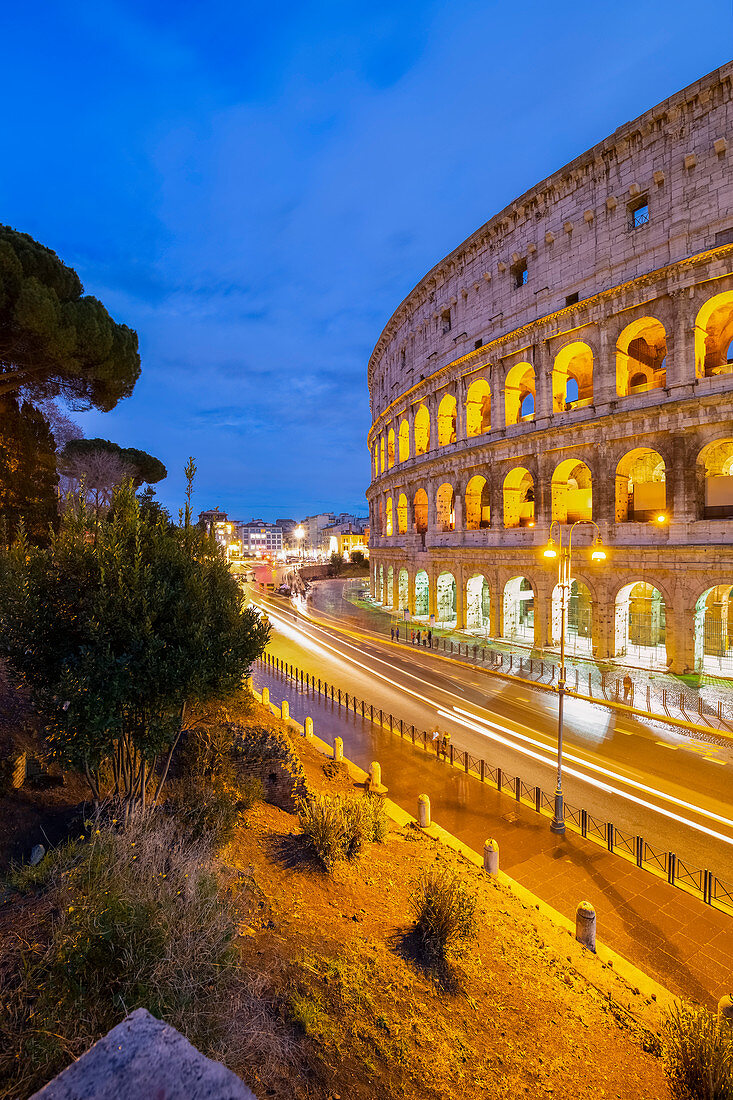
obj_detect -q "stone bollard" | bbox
[575,901,596,952]
[333,736,343,761]
[718,994,733,1025]
[483,838,499,876]
[369,762,382,789]
[304,717,314,740]
[262,687,270,707]
[418,794,431,828]
[281,700,289,720]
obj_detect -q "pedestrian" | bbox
[623,673,633,703]
[427,629,432,649]
[417,629,421,646]
[442,730,451,760]
[395,626,399,642]
[390,627,394,641]
[431,727,441,755]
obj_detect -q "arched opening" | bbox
[398,419,410,462]
[436,572,457,624]
[614,582,667,668]
[414,405,430,455]
[465,475,490,529]
[503,576,534,641]
[385,497,393,537]
[551,579,593,655]
[503,467,535,528]
[373,443,379,477]
[397,492,408,534]
[387,428,395,469]
[694,585,733,675]
[398,568,409,611]
[552,342,594,412]
[377,564,384,603]
[436,483,455,531]
[466,378,491,436]
[414,570,429,618]
[616,318,667,397]
[380,436,386,472]
[378,499,385,535]
[695,291,733,378]
[505,362,535,426]
[697,438,733,518]
[414,488,428,533]
[385,565,394,608]
[437,393,457,446]
[615,449,666,522]
[466,574,490,631]
[551,459,592,524]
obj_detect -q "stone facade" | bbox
[366,62,733,676]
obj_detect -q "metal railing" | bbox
[257,652,733,917]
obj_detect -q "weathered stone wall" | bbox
[366,63,733,675]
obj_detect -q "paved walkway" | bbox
[308,579,733,733]
[253,661,732,1009]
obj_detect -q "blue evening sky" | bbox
[2,2,729,520]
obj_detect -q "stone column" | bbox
[491,365,505,432]
[407,567,416,618]
[591,586,613,661]
[533,340,552,426]
[533,585,549,650]
[454,566,465,629]
[455,375,467,442]
[453,484,464,533]
[666,599,694,674]
[392,567,400,610]
[668,288,696,393]
[428,568,437,620]
[593,322,617,408]
[490,578,501,639]
[427,394,438,453]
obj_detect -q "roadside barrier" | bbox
[257,652,733,917]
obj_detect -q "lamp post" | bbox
[294,525,305,561]
[543,519,607,835]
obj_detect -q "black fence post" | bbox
[480,759,486,783]
[535,786,541,813]
[635,836,643,868]
[581,809,588,838]
[668,852,676,886]
[497,767,502,792]
[607,824,614,853]
[449,744,455,766]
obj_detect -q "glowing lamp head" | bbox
[590,536,607,563]
[543,538,558,560]
[656,513,668,525]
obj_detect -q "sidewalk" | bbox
[318,580,733,734]
[253,662,732,1009]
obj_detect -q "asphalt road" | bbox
[251,580,733,885]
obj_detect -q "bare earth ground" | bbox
[221,709,672,1100]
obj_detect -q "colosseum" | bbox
[366,61,733,677]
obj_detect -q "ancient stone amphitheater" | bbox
[366,62,733,676]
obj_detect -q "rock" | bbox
[29,844,45,866]
[30,1007,256,1099]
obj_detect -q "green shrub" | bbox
[663,1003,733,1100]
[298,793,387,870]
[169,774,263,847]
[409,868,478,962]
[0,818,241,1097]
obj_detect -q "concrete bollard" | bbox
[281,700,289,720]
[261,687,270,707]
[483,838,499,876]
[718,994,733,1025]
[333,736,343,761]
[575,901,596,952]
[418,794,431,828]
[304,717,314,740]
[369,762,382,789]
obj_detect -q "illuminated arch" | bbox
[438,393,457,446]
[380,436,386,472]
[466,378,491,436]
[397,492,408,534]
[615,318,667,397]
[435,482,455,531]
[505,362,535,426]
[694,585,733,674]
[466,574,490,630]
[697,437,733,519]
[615,449,666,523]
[614,582,667,668]
[373,443,379,477]
[386,565,394,607]
[398,418,410,462]
[414,405,430,455]
[552,342,594,412]
[695,290,733,379]
[551,578,593,655]
[436,571,457,623]
[465,474,490,529]
[413,488,428,533]
[398,568,409,611]
[502,576,534,641]
[551,459,592,524]
[414,569,429,617]
[385,496,393,537]
[503,467,534,528]
[387,428,395,469]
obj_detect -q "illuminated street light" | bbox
[655,513,668,525]
[294,525,305,560]
[543,519,608,836]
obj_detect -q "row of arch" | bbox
[372,290,733,475]
[377,439,733,535]
[371,567,733,674]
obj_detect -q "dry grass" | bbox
[663,1003,733,1099]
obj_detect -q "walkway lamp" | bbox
[294,525,305,560]
[543,519,607,836]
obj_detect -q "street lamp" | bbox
[543,519,607,835]
[294,525,305,560]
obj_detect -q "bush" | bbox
[169,774,263,847]
[663,1003,733,1100]
[409,868,478,963]
[298,793,387,870]
[0,818,242,1097]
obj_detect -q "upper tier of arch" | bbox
[367,61,733,418]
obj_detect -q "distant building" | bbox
[198,507,229,535]
[319,518,370,558]
[237,520,283,556]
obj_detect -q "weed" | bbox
[663,1002,733,1100]
[409,868,478,963]
[298,793,387,870]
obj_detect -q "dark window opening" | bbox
[715,227,733,247]
[565,292,579,306]
[474,338,483,350]
[512,260,528,288]
[441,309,452,334]
[630,200,649,230]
